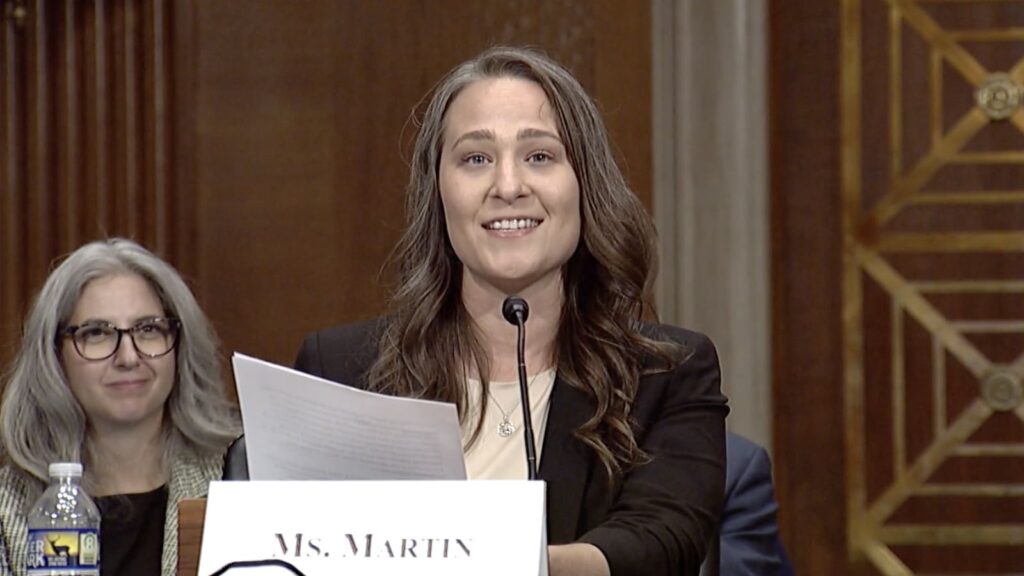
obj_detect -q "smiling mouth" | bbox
[483,218,542,231]
[107,380,148,389]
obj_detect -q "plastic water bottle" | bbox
[26,463,101,576]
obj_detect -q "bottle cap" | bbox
[48,462,83,477]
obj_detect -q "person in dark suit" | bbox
[718,432,792,576]
[291,46,728,576]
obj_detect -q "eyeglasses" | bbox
[60,317,181,361]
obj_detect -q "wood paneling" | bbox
[0,0,184,366]
[773,0,1024,573]
[2,1,28,362]
[770,0,850,574]
[2,2,649,383]
[844,1,1024,573]
[187,0,652,368]
[177,498,205,576]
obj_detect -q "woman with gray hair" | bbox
[0,238,240,576]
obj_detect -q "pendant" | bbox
[497,417,516,438]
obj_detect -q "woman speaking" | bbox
[292,47,728,576]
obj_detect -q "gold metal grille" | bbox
[842,0,1024,573]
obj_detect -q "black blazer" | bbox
[227,317,729,573]
[227,319,727,576]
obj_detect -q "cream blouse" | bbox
[462,369,557,480]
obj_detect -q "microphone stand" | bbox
[503,296,538,480]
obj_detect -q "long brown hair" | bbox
[367,46,679,477]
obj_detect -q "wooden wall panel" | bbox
[773,0,1024,574]
[844,1,1024,573]
[1,1,28,363]
[0,0,186,366]
[2,1,649,386]
[2,1,649,381]
[770,0,849,574]
[187,0,652,367]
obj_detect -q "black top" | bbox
[95,485,168,576]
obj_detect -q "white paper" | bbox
[232,353,467,481]
[197,480,547,576]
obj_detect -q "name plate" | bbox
[197,480,547,576]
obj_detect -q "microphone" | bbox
[502,296,529,324]
[501,296,538,480]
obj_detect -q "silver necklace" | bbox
[487,372,543,438]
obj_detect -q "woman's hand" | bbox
[547,543,610,576]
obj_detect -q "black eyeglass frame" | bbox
[59,317,182,361]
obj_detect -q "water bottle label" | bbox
[26,528,99,575]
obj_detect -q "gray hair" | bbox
[0,238,240,484]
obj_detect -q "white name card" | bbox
[197,480,548,576]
